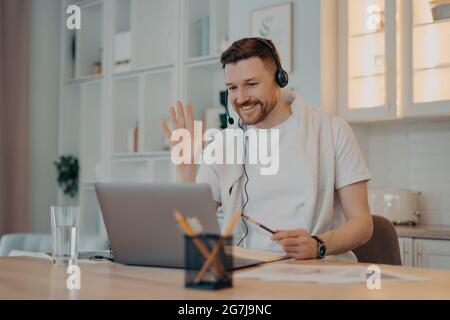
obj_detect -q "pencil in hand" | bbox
[242,214,275,234]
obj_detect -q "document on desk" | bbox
[227,246,289,263]
[236,263,427,284]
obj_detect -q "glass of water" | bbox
[51,206,80,266]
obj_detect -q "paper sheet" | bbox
[226,246,289,263]
[236,263,427,284]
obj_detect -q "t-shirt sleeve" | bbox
[196,163,222,204]
[332,117,371,190]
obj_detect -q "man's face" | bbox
[224,57,278,126]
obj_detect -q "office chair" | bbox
[353,215,402,266]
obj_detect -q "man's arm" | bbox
[272,180,373,259]
[317,180,373,256]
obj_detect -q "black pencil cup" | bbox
[184,234,233,290]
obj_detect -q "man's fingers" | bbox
[161,119,172,140]
[278,238,298,247]
[282,244,299,252]
[186,103,194,132]
[271,228,306,241]
[169,106,179,130]
[176,101,186,129]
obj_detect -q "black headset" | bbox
[253,37,289,88]
[225,37,289,126]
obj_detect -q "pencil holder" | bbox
[184,234,233,290]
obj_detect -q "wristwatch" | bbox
[311,236,327,259]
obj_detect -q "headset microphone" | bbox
[224,90,234,125]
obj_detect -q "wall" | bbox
[28,0,61,233]
[352,120,450,226]
[228,0,322,107]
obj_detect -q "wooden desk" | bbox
[1,257,450,299]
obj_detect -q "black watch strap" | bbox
[311,235,326,259]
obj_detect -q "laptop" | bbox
[95,183,263,270]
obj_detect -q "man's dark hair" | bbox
[220,38,281,72]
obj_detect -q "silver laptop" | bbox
[95,183,262,269]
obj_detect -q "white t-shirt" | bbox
[197,102,371,254]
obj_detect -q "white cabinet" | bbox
[398,237,414,267]
[414,239,450,270]
[338,0,398,122]
[338,0,450,122]
[398,237,450,270]
[401,0,450,117]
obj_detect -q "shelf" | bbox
[64,74,103,86]
[414,64,450,72]
[414,17,450,27]
[113,63,174,78]
[185,55,220,66]
[77,0,103,8]
[349,30,384,39]
[351,73,386,80]
[112,151,171,161]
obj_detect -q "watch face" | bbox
[319,244,327,257]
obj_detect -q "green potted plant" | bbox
[54,155,79,198]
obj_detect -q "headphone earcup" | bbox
[276,69,289,88]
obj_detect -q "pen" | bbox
[242,214,276,234]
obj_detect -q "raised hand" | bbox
[161,101,203,182]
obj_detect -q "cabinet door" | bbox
[398,237,414,267]
[402,0,450,117]
[415,239,450,270]
[338,0,397,122]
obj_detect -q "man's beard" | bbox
[235,97,277,126]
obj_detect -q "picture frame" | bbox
[250,2,293,73]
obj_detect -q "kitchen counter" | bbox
[395,224,450,240]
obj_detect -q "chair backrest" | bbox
[353,215,402,265]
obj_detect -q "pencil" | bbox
[242,214,276,234]
[173,210,224,277]
[194,211,242,283]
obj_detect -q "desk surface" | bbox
[1,257,450,299]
